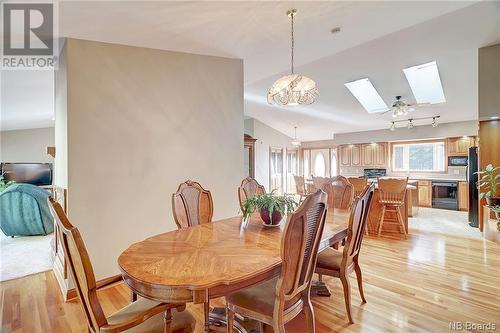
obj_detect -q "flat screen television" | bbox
[1,163,53,186]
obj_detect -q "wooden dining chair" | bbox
[238,177,266,211]
[293,175,308,204]
[315,184,375,324]
[311,176,331,193]
[347,178,369,235]
[347,178,368,198]
[172,180,213,229]
[226,189,328,333]
[322,176,354,209]
[47,197,195,333]
[377,178,408,239]
[171,180,214,332]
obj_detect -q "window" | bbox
[313,152,326,177]
[331,150,338,176]
[392,142,445,172]
[344,78,389,113]
[303,151,310,178]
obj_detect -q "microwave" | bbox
[448,156,468,166]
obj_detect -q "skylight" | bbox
[403,61,445,104]
[344,78,388,113]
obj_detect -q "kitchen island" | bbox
[366,182,417,236]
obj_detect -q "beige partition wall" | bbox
[57,38,243,280]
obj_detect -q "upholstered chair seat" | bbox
[107,300,195,333]
[225,277,302,317]
[315,248,347,273]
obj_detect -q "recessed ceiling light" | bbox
[491,116,499,120]
[403,61,445,104]
[330,27,341,34]
[344,78,389,114]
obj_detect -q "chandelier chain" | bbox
[291,12,294,74]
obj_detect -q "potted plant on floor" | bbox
[242,191,298,227]
[491,205,500,232]
[477,164,500,207]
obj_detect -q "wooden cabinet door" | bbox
[351,145,362,166]
[339,145,351,166]
[447,138,459,155]
[457,138,473,155]
[374,143,387,166]
[361,144,374,167]
[447,137,474,156]
[458,181,469,211]
[417,180,432,207]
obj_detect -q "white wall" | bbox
[62,39,243,279]
[244,118,294,192]
[54,41,68,188]
[301,120,478,147]
[0,127,54,163]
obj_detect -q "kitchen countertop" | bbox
[341,174,467,182]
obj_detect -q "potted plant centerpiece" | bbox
[242,191,298,227]
[477,164,500,207]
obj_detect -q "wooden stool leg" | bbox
[377,205,386,237]
[396,207,408,239]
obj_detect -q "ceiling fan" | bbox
[384,96,429,118]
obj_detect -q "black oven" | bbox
[432,181,458,210]
[448,156,468,166]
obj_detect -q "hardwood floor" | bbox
[1,217,499,333]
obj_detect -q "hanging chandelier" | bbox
[291,126,301,146]
[267,9,319,106]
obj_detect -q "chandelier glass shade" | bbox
[268,9,319,106]
[291,126,301,146]
[391,96,414,118]
[268,74,319,106]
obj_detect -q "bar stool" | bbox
[377,177,408,239]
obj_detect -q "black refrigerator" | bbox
[467,147,479,227]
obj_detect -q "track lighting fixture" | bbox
[389,115,440,131]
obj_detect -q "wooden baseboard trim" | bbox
[65,274,124,302]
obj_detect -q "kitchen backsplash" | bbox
[340,166,467,180]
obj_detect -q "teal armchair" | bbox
[0,184,54,236]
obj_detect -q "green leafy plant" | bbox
[476,164,500,199]
[242,191,298,222]
[491,205,500,232]
[0,175,15,192]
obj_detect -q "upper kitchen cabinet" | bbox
[339,143,387,167]
[447,137,475,156]
[362,142,387,167]
[339,144,362,167]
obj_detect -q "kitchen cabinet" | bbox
[339,145,351,166]
[351,145,362,166]
[447,137,475,156]
[339,144,362,167]
[417,180,432,207]
[458,181,469,211]
[361,143,387,167]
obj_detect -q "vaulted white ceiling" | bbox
[246,1,500,140]
[2,1,498,137]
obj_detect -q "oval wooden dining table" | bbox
[118,209,349,332]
